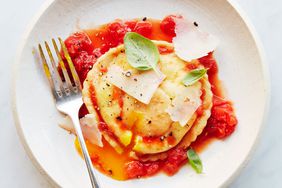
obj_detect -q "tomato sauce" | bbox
[63,15,237,180]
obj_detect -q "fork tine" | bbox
[52,38,73,91]
[38,44,58,96]
[44,41,64,86]
[59,37,82,91]
[38,44,52,83]
[43,42,64,98]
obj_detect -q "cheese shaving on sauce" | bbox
[173,18,219,61]
[59,114,103,147]
[166,83,202,126]
[106,65,166,104]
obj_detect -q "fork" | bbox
[38,38,100,188]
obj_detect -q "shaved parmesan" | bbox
[173,18,219,61]
[106,65,166,104]
[166,83,202,126]
[59,114,103,147]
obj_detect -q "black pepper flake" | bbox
[140,93,143,96]
[106,83,110,87]
[108,170,113,175]
[125,71,132,77]
[142,17,147,21]
[169,132,173,136]
[148,120,152,124]
[170,97,173,100]
[134,78,138,82]
[120,49,125,53]
[116,116,122,121]
[194,21,199,27]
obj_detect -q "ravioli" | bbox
[82,41,213,156]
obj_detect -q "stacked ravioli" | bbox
[82,41,212,161]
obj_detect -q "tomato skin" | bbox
[92,48,102,58]
[108,21,127,44]
[100,43,111,54]
[125,20,137,31]
[125,161,146,179]
[162,148,187,175]
[160,15,182,36]
[125,161,161,179]
[61,32,98,83]
[144,162,160,176]
[73,51,96,82]
[96,21,129,54]
[198,52,218,75]
[98,32,117,54]
[205,96,237,139]
[64,32,94,58]
[133,21,153,37]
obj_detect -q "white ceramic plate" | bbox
[12,0,270,187]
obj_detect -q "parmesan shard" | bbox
[173,18,219,61]
[106,65,166,104]
[59,114,103,147]
[166,83,202,126]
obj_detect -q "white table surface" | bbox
[0,0,281,187]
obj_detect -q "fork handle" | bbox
[70,114,100,188]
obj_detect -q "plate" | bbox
[12,0,270,187]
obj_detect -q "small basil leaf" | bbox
[182,68,207,86]
[187,148,203,173]
[124,32,160,74]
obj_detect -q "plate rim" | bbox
[11,0,271,187]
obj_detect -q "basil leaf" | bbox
[187,148,203,173]
[124,32,160,74]
[182,68,207,86]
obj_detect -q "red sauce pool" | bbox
[62,15,238,180]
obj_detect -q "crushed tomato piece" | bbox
[125,161,161,179]
[64,32,94,58]
[160,15,183,36]
[133,21,153,37]
[204,96,237,138]
[162,147,187,176]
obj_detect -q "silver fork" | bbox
[38,38,100,188]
